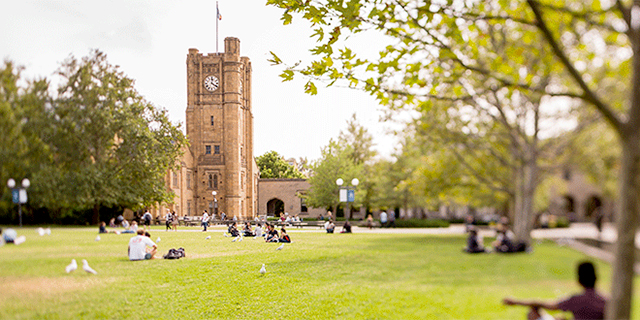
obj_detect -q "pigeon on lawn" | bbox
[156,237,161,243]
[259,264,266,275]
[37,228,45,236]
[82,259,97,274]
[14,236,26,245]
[95,235,101,241]
[66,259,77,273]
[276,244,284,251]
[205,236,211,240]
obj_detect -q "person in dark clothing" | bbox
[279,227,291,243]
[504,261,606,320]
[340,220,352,233]
[464,228,485,253]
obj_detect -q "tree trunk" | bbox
[92,203,100,225]
[606,133,640,320]
[512,159,537,245]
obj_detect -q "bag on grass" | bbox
[163,247,186,259]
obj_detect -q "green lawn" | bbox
[0,226,637,319]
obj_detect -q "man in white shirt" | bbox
[380,211,388,228]
[202,210,210,232]
[128,228,157,260]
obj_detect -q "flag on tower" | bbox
[217,5,222,20]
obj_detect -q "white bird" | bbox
[95,235,101,241]
[205,236,211,240]
[156,237,161,243]
[37,228,45,236]
[276,244,284,251]
[82,259,97,274]
[259,264,266,275]
[232,236,239,242]
[14,236,26,245]
[44,228,51,235]
[66,259,77,273]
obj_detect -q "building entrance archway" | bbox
[267,198,284,217]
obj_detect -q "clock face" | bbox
[204,76,219,92]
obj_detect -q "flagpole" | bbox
[216,1,219,53]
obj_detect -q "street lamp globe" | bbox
[21,178,30,188]
[336,178,344,186]
[212,191,217,196]
[7,179,15,188]
[351,178,359,186]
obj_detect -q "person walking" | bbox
[380,211,388,228]
[164,209,172,231]
[202,210,210,232]
[142,209,153,231]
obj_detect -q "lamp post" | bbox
[212,191,218,217]
[336,178,359,220]
[7,178,30,227]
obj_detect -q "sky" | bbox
[0,0,402,161]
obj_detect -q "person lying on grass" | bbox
[503,261,606,320]
[128,228,157,261]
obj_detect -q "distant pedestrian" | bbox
[388,210,396,228]
[380,211,388,228]
[142,209,152,231]
[164,209,172,231]
[366,214,374,229]
[503,261,606,320]
[202,210,210,232]
[171,211,178,231]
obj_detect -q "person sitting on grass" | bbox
[227,222,240,237]
[325,220,335,233]
[340,220,352,233]
[254,223,264,238]
[99,222,118,234]
[503,261,606,320]
[265,224,279,242]
[279,227,291,243]
[493,224,527,253]
[243,222,255,237]
[128,228,157,261]
[121,220,135,234]
[464,227,486,253]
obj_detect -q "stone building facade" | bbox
[257,179,325,218]
[152,38,259,220]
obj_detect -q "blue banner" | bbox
[347,189,355,202]
[11,189,19,204]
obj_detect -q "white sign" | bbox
[339,189,347,202]
[19,189,28,204]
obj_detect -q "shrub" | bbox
[394,219,450,228]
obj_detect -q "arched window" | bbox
[214,174,218,189]
[208,174,213,189]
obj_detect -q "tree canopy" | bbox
[0,51,186,224]
[256,150,305,179]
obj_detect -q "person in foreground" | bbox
[128,228,157,260]
[503,261,606,320]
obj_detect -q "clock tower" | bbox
[185,37,258,219]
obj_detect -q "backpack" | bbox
[163,247,186,259]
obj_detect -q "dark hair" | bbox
[577,261,597,288]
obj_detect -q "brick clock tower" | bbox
[185,37,258,219]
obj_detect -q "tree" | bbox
[0,61,53,221]
[50,50,186,224]
[256,151,305,178]
[267,1,637,317]
[305,114,376,216]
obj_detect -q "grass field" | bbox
[0,226,638,319]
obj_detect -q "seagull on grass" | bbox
[66,259,77,273]
[37,228,45,236]
[259,264,266,275]
[156,237,161,243]
[95,235,101,241]
[82,259,97,274]
[276,244,284,251]
[45,228,51,235]
[205,236,211,240]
